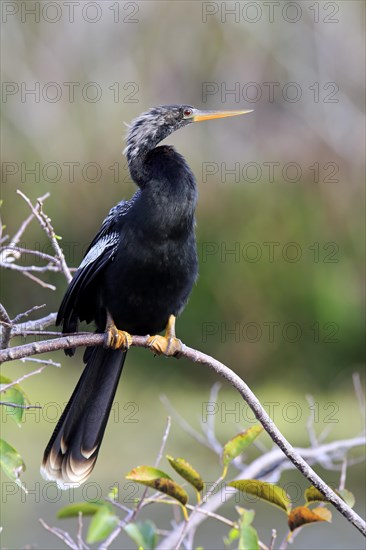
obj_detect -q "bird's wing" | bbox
[57,196,139,332]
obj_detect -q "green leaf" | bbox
[126,465,173,483]
[238,524,259,550]
[288,506,332,532]
[337,488,355,508]
[57,501,105,518]
[305,485,355,509]
[235,508,259,550]
[0,374,28,426]
[304,486,328,503]
[228,480,292,514]
[86,506,119,544]
[222,426,263,467]
[108,485,119,501]
[124,520,157,549]
[223,527,239,546]
[0,438,26,488]
[126,465,188,505]
[166,455,204,492]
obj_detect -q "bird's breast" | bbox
[103,228,198,335]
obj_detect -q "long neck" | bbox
[125,122,175,187]
[131,146,198,239]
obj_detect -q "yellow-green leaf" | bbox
[337,488,355,508]
[288,505,332,532]
[304,486,328,503]
[0,374,29,426]
[166,455,204,492]
[222,426,263,467]
[126,465,188,506]
[305,485,355,509]
[0,438,26,488]
[126,465,172,483]
[124,520,157,549]
[238,525,259,550]
[228,480,291,514]
[108,485,119,501]
[57,501,105,518]
[86,506,119,544]
[223,527,239,545]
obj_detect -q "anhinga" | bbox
[41,105,252,488]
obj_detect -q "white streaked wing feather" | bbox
[79,233,119,269]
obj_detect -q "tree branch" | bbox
[1,334,365,538]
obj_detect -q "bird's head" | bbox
[124,104,253,162]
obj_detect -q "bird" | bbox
[41,104,253,489]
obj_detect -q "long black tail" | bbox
[41,347,126,489]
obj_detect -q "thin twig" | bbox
[201,381,223,454]
[1,262,62,273]
[22,271,57,290]
[0,402,42,409]
[269,529,277,550]
[10,193,50,247]
[175,475,225,549]
[306,394,318,447]
[12,304,46,324]
[339,457,348,492]
[20,357,61,367]
[0,365,48,391]
[11,312,57,333]
[17,190,72,283]
[160,394,209,448]
[155,416,172,466]
[185,503,235,527]
[1,245,58,264]
[77,512,88,550]
[39,518,78,550]
[1,335,365,538]
[101,417,172,550]
[0,303,12,349]
[353,372,365,429]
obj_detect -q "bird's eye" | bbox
[183,108,193,118]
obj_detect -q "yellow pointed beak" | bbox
[192,109,253,122]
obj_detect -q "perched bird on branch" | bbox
[41,105,252,488]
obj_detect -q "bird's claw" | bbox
[104,326,132,351]
[147,335,182,357]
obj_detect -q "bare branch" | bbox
[39,518,79,550]
[9,193,50,247]
[306,394,318,447]
[0,303,12,349]
[1,261,63,273]
[1,245,58,264]
[17,190,72,283]
[12,304,46,324]
[155,416,172,466]
[22,271,56,290]
[1,334,365,537]
[77,512,88,550]
[12,312,57,333]
[200,382,223,455]
[160,394,209,448]
[353,372,365,429]
[20,357,61,367]
[0,365,49,391]
[269,529,277,550]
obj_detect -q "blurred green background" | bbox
[1,1,365,548]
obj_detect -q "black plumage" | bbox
[41,104,252,488]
